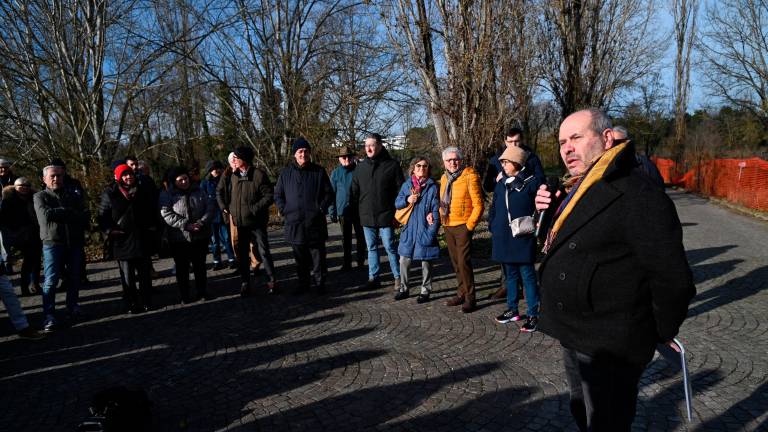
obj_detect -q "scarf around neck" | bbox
[542,142,628,253]
[440,167,464,216]
[411,175,427,194]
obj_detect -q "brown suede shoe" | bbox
[445,296,465,307]
[461,300,477,313]
[489,286,507,300]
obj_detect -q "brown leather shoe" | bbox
[461,300,477,313]
[489,286,507,299]
[445,296,465,307]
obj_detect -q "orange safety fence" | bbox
[652,157,768,212]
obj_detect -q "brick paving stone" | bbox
[1,190,767,431]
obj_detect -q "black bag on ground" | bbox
[76,386,152,432]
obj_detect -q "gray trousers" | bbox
[398,256,433,294]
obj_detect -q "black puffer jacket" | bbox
[98,183,158,260]
[350,148,404,227]
[222,166,273,228]
[274,162,333,245]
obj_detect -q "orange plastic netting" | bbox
[652,157,768,212]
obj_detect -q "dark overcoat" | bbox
[488,173,540,264]
[274,162,334,245]
[538,143,695,366]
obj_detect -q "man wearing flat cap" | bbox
[328,146,366,271]
[274,138,334,293]
[224,146,277,296]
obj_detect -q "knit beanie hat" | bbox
[499,146,528,167]
[205,160,224,173]
[114,164,134,182]
[291,138,311,154]
[166,166,189,186]
[233,146,254,164]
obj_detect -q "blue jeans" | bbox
[41,244,83,322]
[363,226,400,280]
[503,263,539,317]
[210,222,235,263]
[0,274,29,331]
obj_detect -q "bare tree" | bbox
[536,0,663,119]
[672,0,698,166]
[384,0,542,166]
[0,0,207,173]
[700,0,768,125]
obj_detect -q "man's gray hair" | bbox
[612,125,628,138]
[442,146,463,160]
[366,133,383,145]
[42,165,64,177]
[583,108,613,135]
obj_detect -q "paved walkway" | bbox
[1,190,766,431]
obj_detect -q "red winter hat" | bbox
[114,164,134,182]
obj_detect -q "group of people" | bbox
[0,108,696,432]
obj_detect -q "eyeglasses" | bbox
[444,158,460,163]
[415,163,429,168]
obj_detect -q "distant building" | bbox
[383,135,407,151]
[332,134,408,151]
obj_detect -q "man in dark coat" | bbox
[0,158,17,191]
[221,146,276,296]
[274,138,334,293]
[612,126,665,188]
[0,177,42,295]
[125,155,159,193]
[98,164,158,313]
[483,127,545,193]
[534,109,695,431]
[350,133,405,290]
[328,146,365,270]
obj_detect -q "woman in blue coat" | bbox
[488,146,541,332]
[394,156,440,303]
